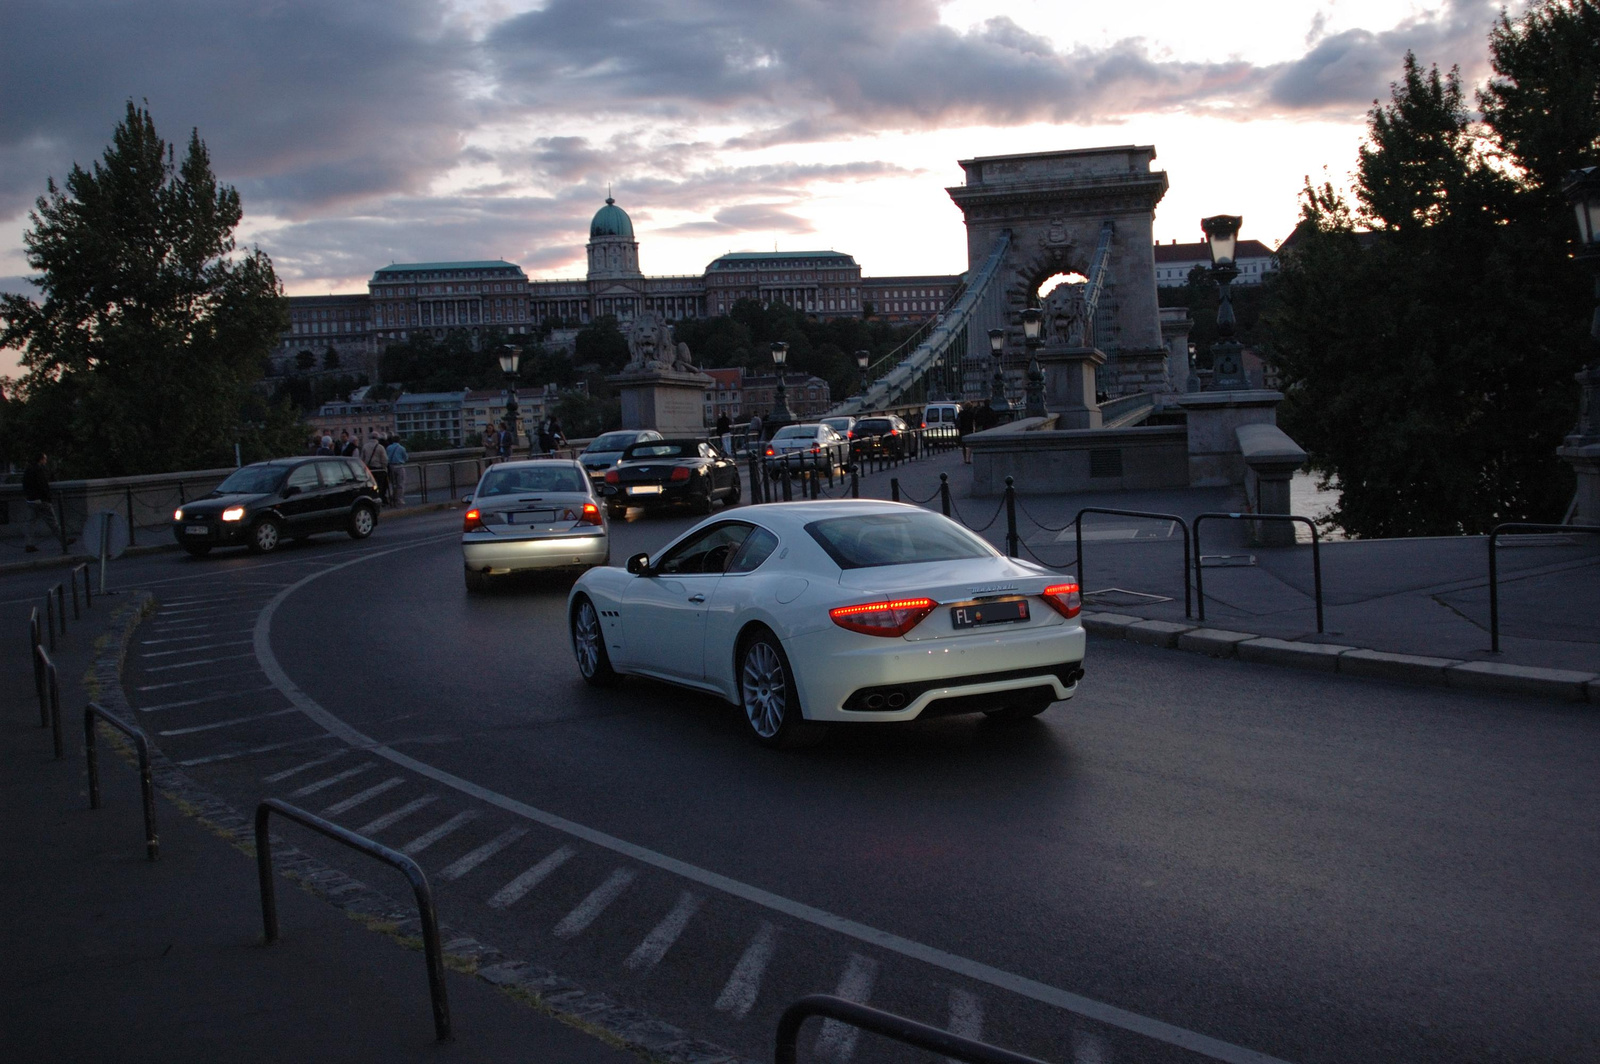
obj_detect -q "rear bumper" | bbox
[462,531,609,573]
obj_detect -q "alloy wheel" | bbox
[741,640,787,739]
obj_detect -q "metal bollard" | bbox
[1004,476,1019,557]
[44,591,57,652]
[891,477,900,503]
[781,465,793,502]
[940,473,951,517]
[126,486,137,546]
[54,583,66,636]
[748,456,762,504]
[84,704,159,859]
[70,569,81,620]
[46,656,63,759]
[850,464,859,499]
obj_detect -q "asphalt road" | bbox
[30,505,1600,1063]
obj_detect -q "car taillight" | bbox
[829,598,936,637]
[1041,583,1081,619]
[578,502,602,526]
[671,466,690,481]
[920,421,926,429]
[811,444,820,454]
[604,469,620,484]
[889,428,899,435]
[463,508,483,532]
[765,446,775,457]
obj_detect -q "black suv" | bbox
[852,415,919,459]
[172,457,382,556]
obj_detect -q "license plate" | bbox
[185,525,208,536]
[629,485,662,495]
[508,510,557,525]
[951,599,1029,629]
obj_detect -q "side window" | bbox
[286,465,320,492]
[725,527,779,574]
[343,459,366,482]
[656,523,752,576]
[318,461,353,486]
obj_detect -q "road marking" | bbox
[358,795,439,835]
[290,763,377,797]
[142,639,253,658]
[158,708,300,736]
[437,826,528,882]
[323,777,406,816]
[250,534,1298,1064]
[152,619,219,630]
[144,652,256,673]
[158,604,226,616]
[141,629,253,645]
[625,890,702,972]
[138,686,280,713]
[714,921,778,1018]
[947,988,984,1062]
[401,810,479,856]
[136,671,264,692]
[555,868,637,939]
[177,736,326,766]
[815,953,879,1061]
[486,845,575,909]
[262,750,347,783]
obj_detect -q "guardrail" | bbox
[1193,513,1323,633]
[84,702,159,860]
[70,562,91,617]
[1075,508,1191,618]
[1487,523,1600,652]
[774,995,1048,1064]
[29,606,43,710]
[43,583,58,651]
[254,799,452,1042]
[34,643,63,758]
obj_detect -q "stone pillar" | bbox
[1173,390,1284,487]
[608,367,715,436]
[1036,345,1104,430]
[1558,363,1600,524]
[1236,423,1307,547]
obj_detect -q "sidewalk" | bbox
[0,595,637,1064]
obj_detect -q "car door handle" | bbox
[688,593,706,603]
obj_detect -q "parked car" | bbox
[578,429,663,483]
[172,457,381,556]
[764,423,849,475]
[922,402,962,438]
[460,459,609,591]
[603,438,741,517]
[851,415,919,458]
[566,500,1086,746]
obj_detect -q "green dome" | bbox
[590,197,634,239]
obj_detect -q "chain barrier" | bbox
[1014,498,1073,533]
[949,495,1005,533]
[895,482,942,506]
[1015,536,1078,572]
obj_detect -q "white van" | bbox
[922,402,962,438]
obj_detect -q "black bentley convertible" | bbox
[602,438,742,516]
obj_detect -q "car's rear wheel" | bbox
[464,568,491,593]
[695,485,715,514]
[726,478,742,507]
[347,503,377,539]
[247,517,282,554]
[738,630,823,747]
[571,595,619,687]
[181,543,211,557]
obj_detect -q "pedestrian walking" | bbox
[716,411,732,455]
[747,412,763,448]
[22,452,71,554]
[361,432,389,503]
[482,426,497,464]
[497,421,513,461]
[548,416,566,455]
[385,436,408,507]
[957,403,975,464]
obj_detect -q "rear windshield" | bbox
[478,464,587,496]
[217,465,288,494]
[855,419,893,434]
[772,425,817,439]
[625,442,694,459]
[588,432,640,452]
[805,512,997,569]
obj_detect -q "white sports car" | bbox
[567,500,1086,746]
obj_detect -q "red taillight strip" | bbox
[463,508,483,532]
[829,597,935,618]
[1041,582,1082,619]
[829,597,937,637]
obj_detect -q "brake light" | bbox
[889,428,899,435]
[920,421,927,429]
[671,466,690,481]
[1041,583,1082,619]
[765,446,775,457]
[811,444,820,454]
[578,502,602,526]
[463,508,483,532]
[605,469,620,484]
[829,597,936,637]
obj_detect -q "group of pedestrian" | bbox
[307,430,407,507]
[956,400,999,463]
[533,415,566,456]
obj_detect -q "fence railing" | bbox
[35,643,63,758]
[1075,508,1191,618]
[1487,523,1600,652]
[1194,513,1323,633]
[774,995,1048,1064]
[84,702,159,860]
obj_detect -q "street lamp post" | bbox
[769,341,794,432]
[987,328,1012,419]
[1021,308,1046,418]
[497,345,523,444]
[1558,166,1600,525]
[856,349,870,402]
[1202,214,1247,390]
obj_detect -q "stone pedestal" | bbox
[1558,441,1600,525]
[1038,345,1104,430]
[608,367,714,436]
[1237,424,1308,547]
[1174,390,1284,487]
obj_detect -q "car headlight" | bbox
[173,508,184,521]
[221,506,246,522]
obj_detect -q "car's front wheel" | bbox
[248,517,283,554]
[571,595,619,687]
[738,629,823,747]
[347,503,377,539]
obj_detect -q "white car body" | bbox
[461,460,609,587]
[567,501,1084,733]
[764,424,848,471]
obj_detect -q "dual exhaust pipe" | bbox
[861,690,908,710]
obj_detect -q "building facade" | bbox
[861,275,963,322]
[276,294,376,374]
[1152,239,1277,287]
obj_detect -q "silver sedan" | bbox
[461,459,609,591]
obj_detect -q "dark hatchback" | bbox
[853,415,919,458]
[172,457,382,556]
[602,438,741,516]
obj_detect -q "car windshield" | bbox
[805,512,997,569]
[772,426,817,439]
[822,419,852,431]
[477,465,587,496]
[216,465,288,494]
[624,442,693,459]
[856,419,893,434]
[588,432,640,452]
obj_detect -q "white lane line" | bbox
[144,652,256,673]
[141,630,253,645]
[625,890,702,972]
[177,736,325,766]
[138,686,280,714]
[358,795,439,835]
[714,921,779,1018]
[290,763,377,797]
[400,811,479,856]
[158,605,226,616]
[137,671,264,692]
[152,618,218,629]
[486,845,576,909]
[437,827,529,882]
[946,988,985,1063]
[250,534,1297,1064]
[142,639,253,659]
[262,750,347,783]
[323,777,406,816]
[554,868,637,939]
[158,708,300,736]
[814,953,879,1061]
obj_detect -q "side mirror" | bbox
[283,485,301,497]
[626,552,651,576]
[461,494,473,506]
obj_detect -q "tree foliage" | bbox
[0,101,299,475]
[1264,9,1598,537]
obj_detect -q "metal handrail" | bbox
[84,702,159,860]
[44,586,57,651]
[774,995,1048,1064]
[29,607,43,710]
[1193,513,1323,633]
[1487,523,1600,652]
[1075,508,1191,618]
[35,644,63,757]
[254,799,452,1042]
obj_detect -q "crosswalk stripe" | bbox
[144,652,256,673]
[357,795,439,835]
[142,639,253,658]
[814,953,879,1061]
[437,827,528,882]
[263,750,346,783]
[400,810,479,855]
[140,687,280,714]
[322,777,406,816]
[714,921,779,1018]
[553,868,636,938]
[290,763,376,797]
[625,890,702,971]
[158,708,299,736]
[946,988,984,1063]
[486,845,575,909]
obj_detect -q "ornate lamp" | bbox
[497,346,523,437]
[769,341,794,429]
[1021,307,1043,344]
[1020,308,1045,417]
[1202,214,1246,389]
[987,327,1012,417]
[856,349,870,399]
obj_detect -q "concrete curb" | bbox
[1080,610,1600,706]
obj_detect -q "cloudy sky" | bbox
[0,0,1519,308]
